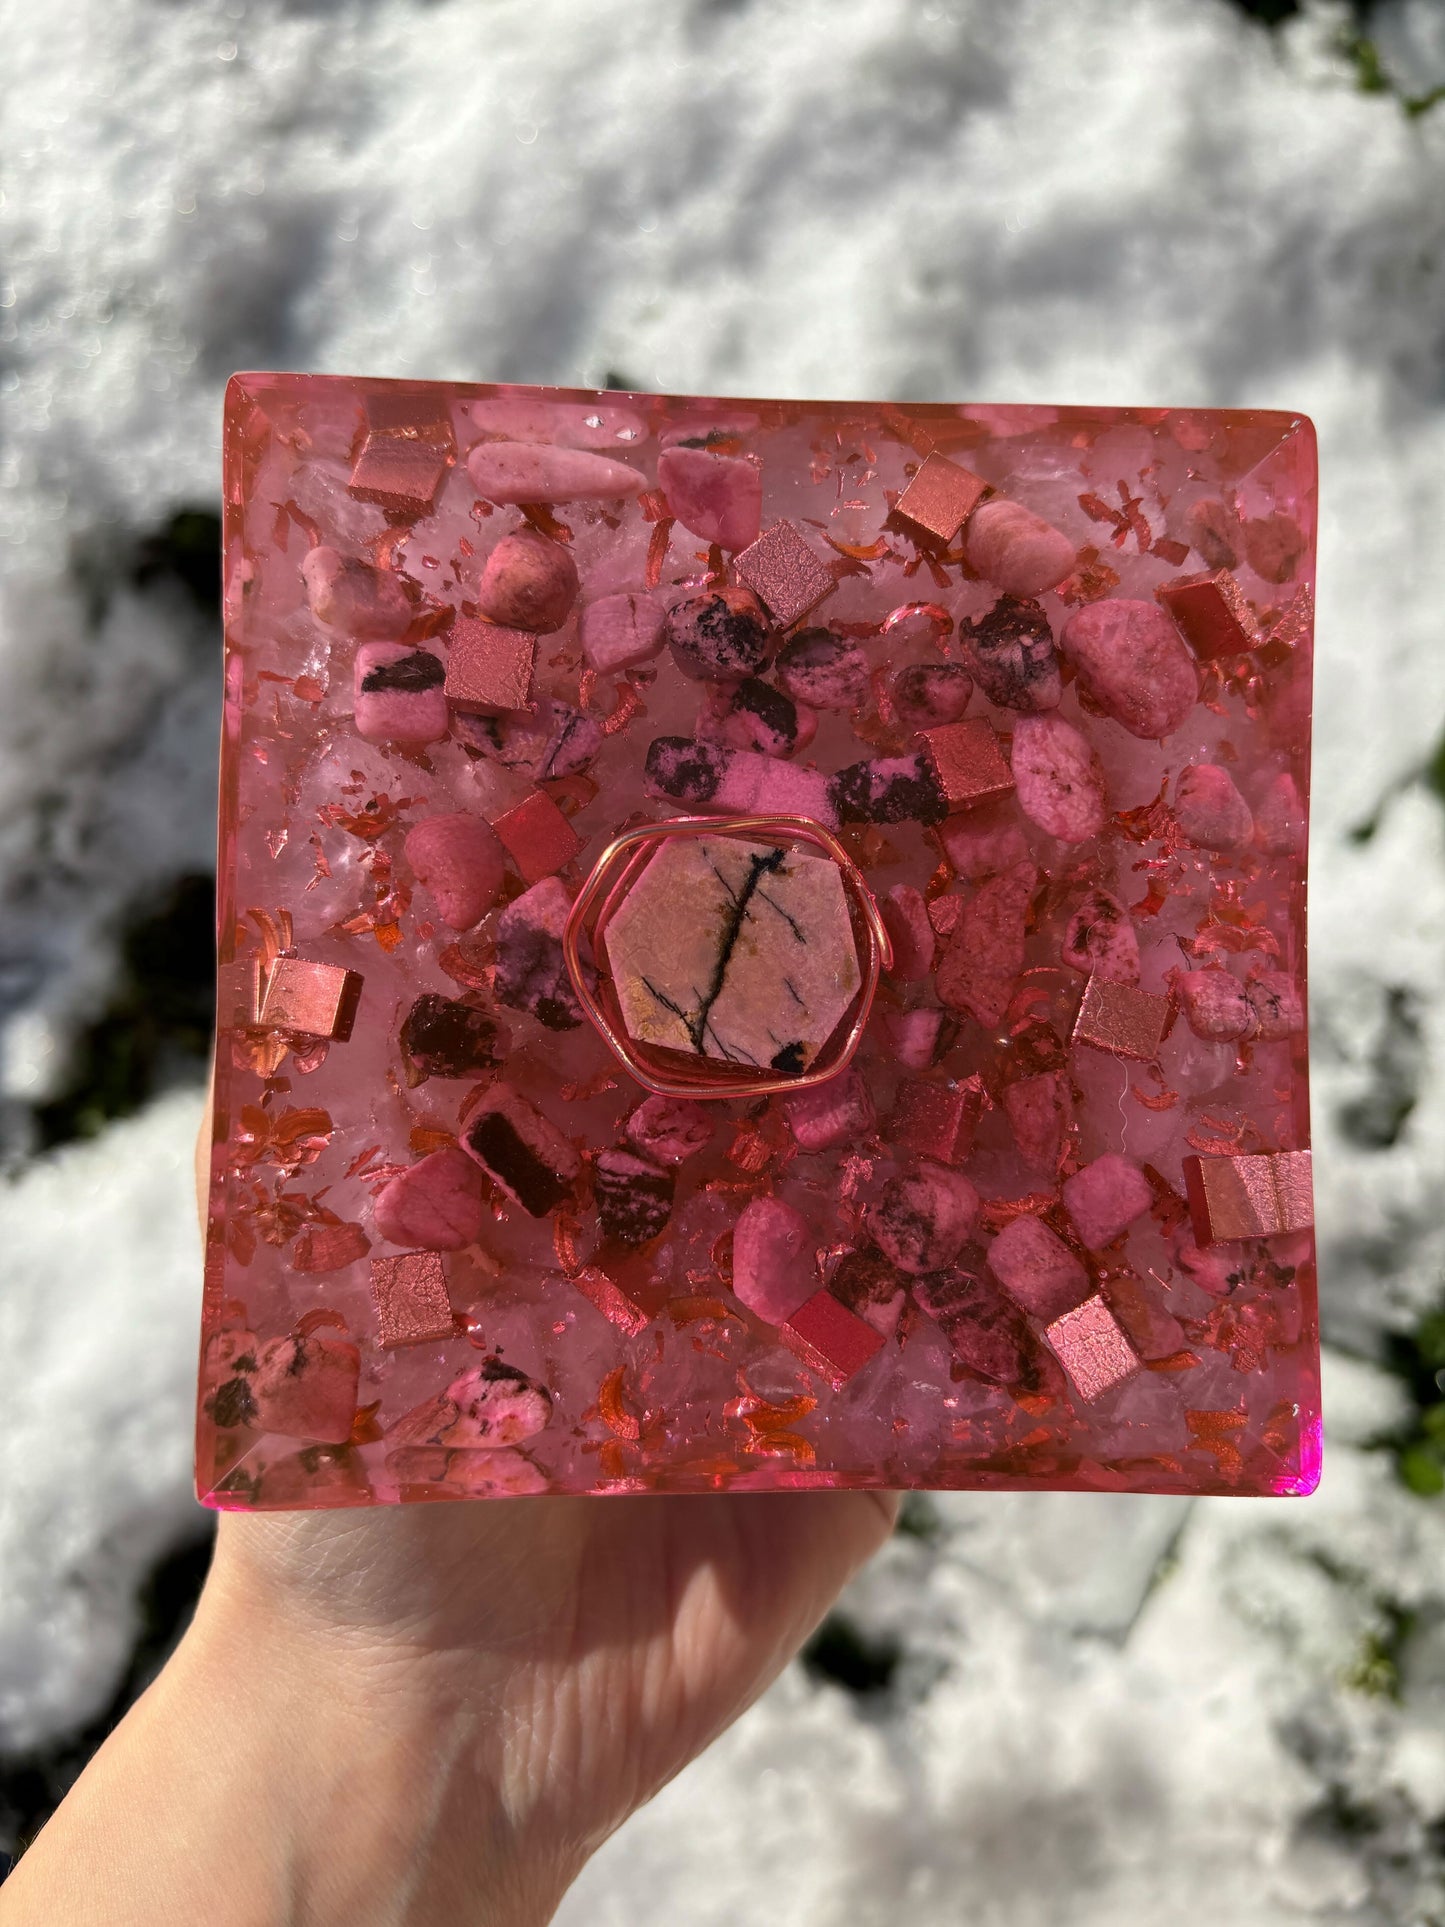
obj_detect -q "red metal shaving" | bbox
[1054,546,1121,605]
[1130,1083,1180,1112]
[1185,1406,1248,1482]
[980,1191,1059,1232]
[436,942,493,992]
[928,894,964,937]
[317,791,416,842]
[295,1307,348,1337]
[558,1069,619,1103]
[726,1125,775,1174]
[231,1103,334,1176]
[1114,781,1173,845]
[645,516,673,588]
[881,600,954,644]
[597,1367,646,1441]
[349,1401,384,1446]
[601,679,645,736]
[823,533,891,563]
[1184,1110,1249,1155]
[518,502,573,543]
[664,1294,740,1326]
[343,1143,384,1182]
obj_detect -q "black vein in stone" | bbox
[539,714,582,781]
[685,847,786,1054]
[754,886,806,943]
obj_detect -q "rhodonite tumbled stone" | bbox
[201,377,1319,1510]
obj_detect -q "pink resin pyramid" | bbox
[199,376,1319,1508]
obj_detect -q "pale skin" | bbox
[0,1119,898,1926]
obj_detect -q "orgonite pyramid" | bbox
[199,376,1318,1507]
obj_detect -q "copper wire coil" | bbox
[562,813,892,1100]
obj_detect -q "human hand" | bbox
[0,1115,897,1927]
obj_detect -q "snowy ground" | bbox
[4,0,1445,1915]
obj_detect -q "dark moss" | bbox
[801,1614,901,1697]
[33,872,215,1150]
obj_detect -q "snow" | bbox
[0,1091,206,1753]
[3,0,1445,1912]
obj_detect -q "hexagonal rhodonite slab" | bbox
[602,836,861,1074]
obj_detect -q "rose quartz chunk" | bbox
[1062,889,1140,984]
[580,592,667,673]
[936,861,1037,1026]
[881,884,935,981]
[987,1215,1090,1323]
[1176,969,1253,1042]
[732,1197,815,1324]
[404,813,505,930]
[1246,970,1304,1040]
[936,805,1030,881]
[658,441,762,552]
[477,530,579,633]
[1060,599,1198,739]
[1002,1071,1072,1172]
[1244,513,1306,584]
[1175,763,1253,850]
[866,1163,980,1274]
[881,1007,946,1070]
[964,498,1075,596]
[781,1065,876,1151]
[1062,1153,1153,1250]
[1257,772,1307,855]
[1175,1235,1249,1298]
[467,441,644,503]
[625,1095,715,1165]
[252,1333,360,1443]
[375,1146,487,1251]
[354,644,448,744]
[1186,498,1239,570]
[1011,715,1108,843]
[302,545,411,637]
